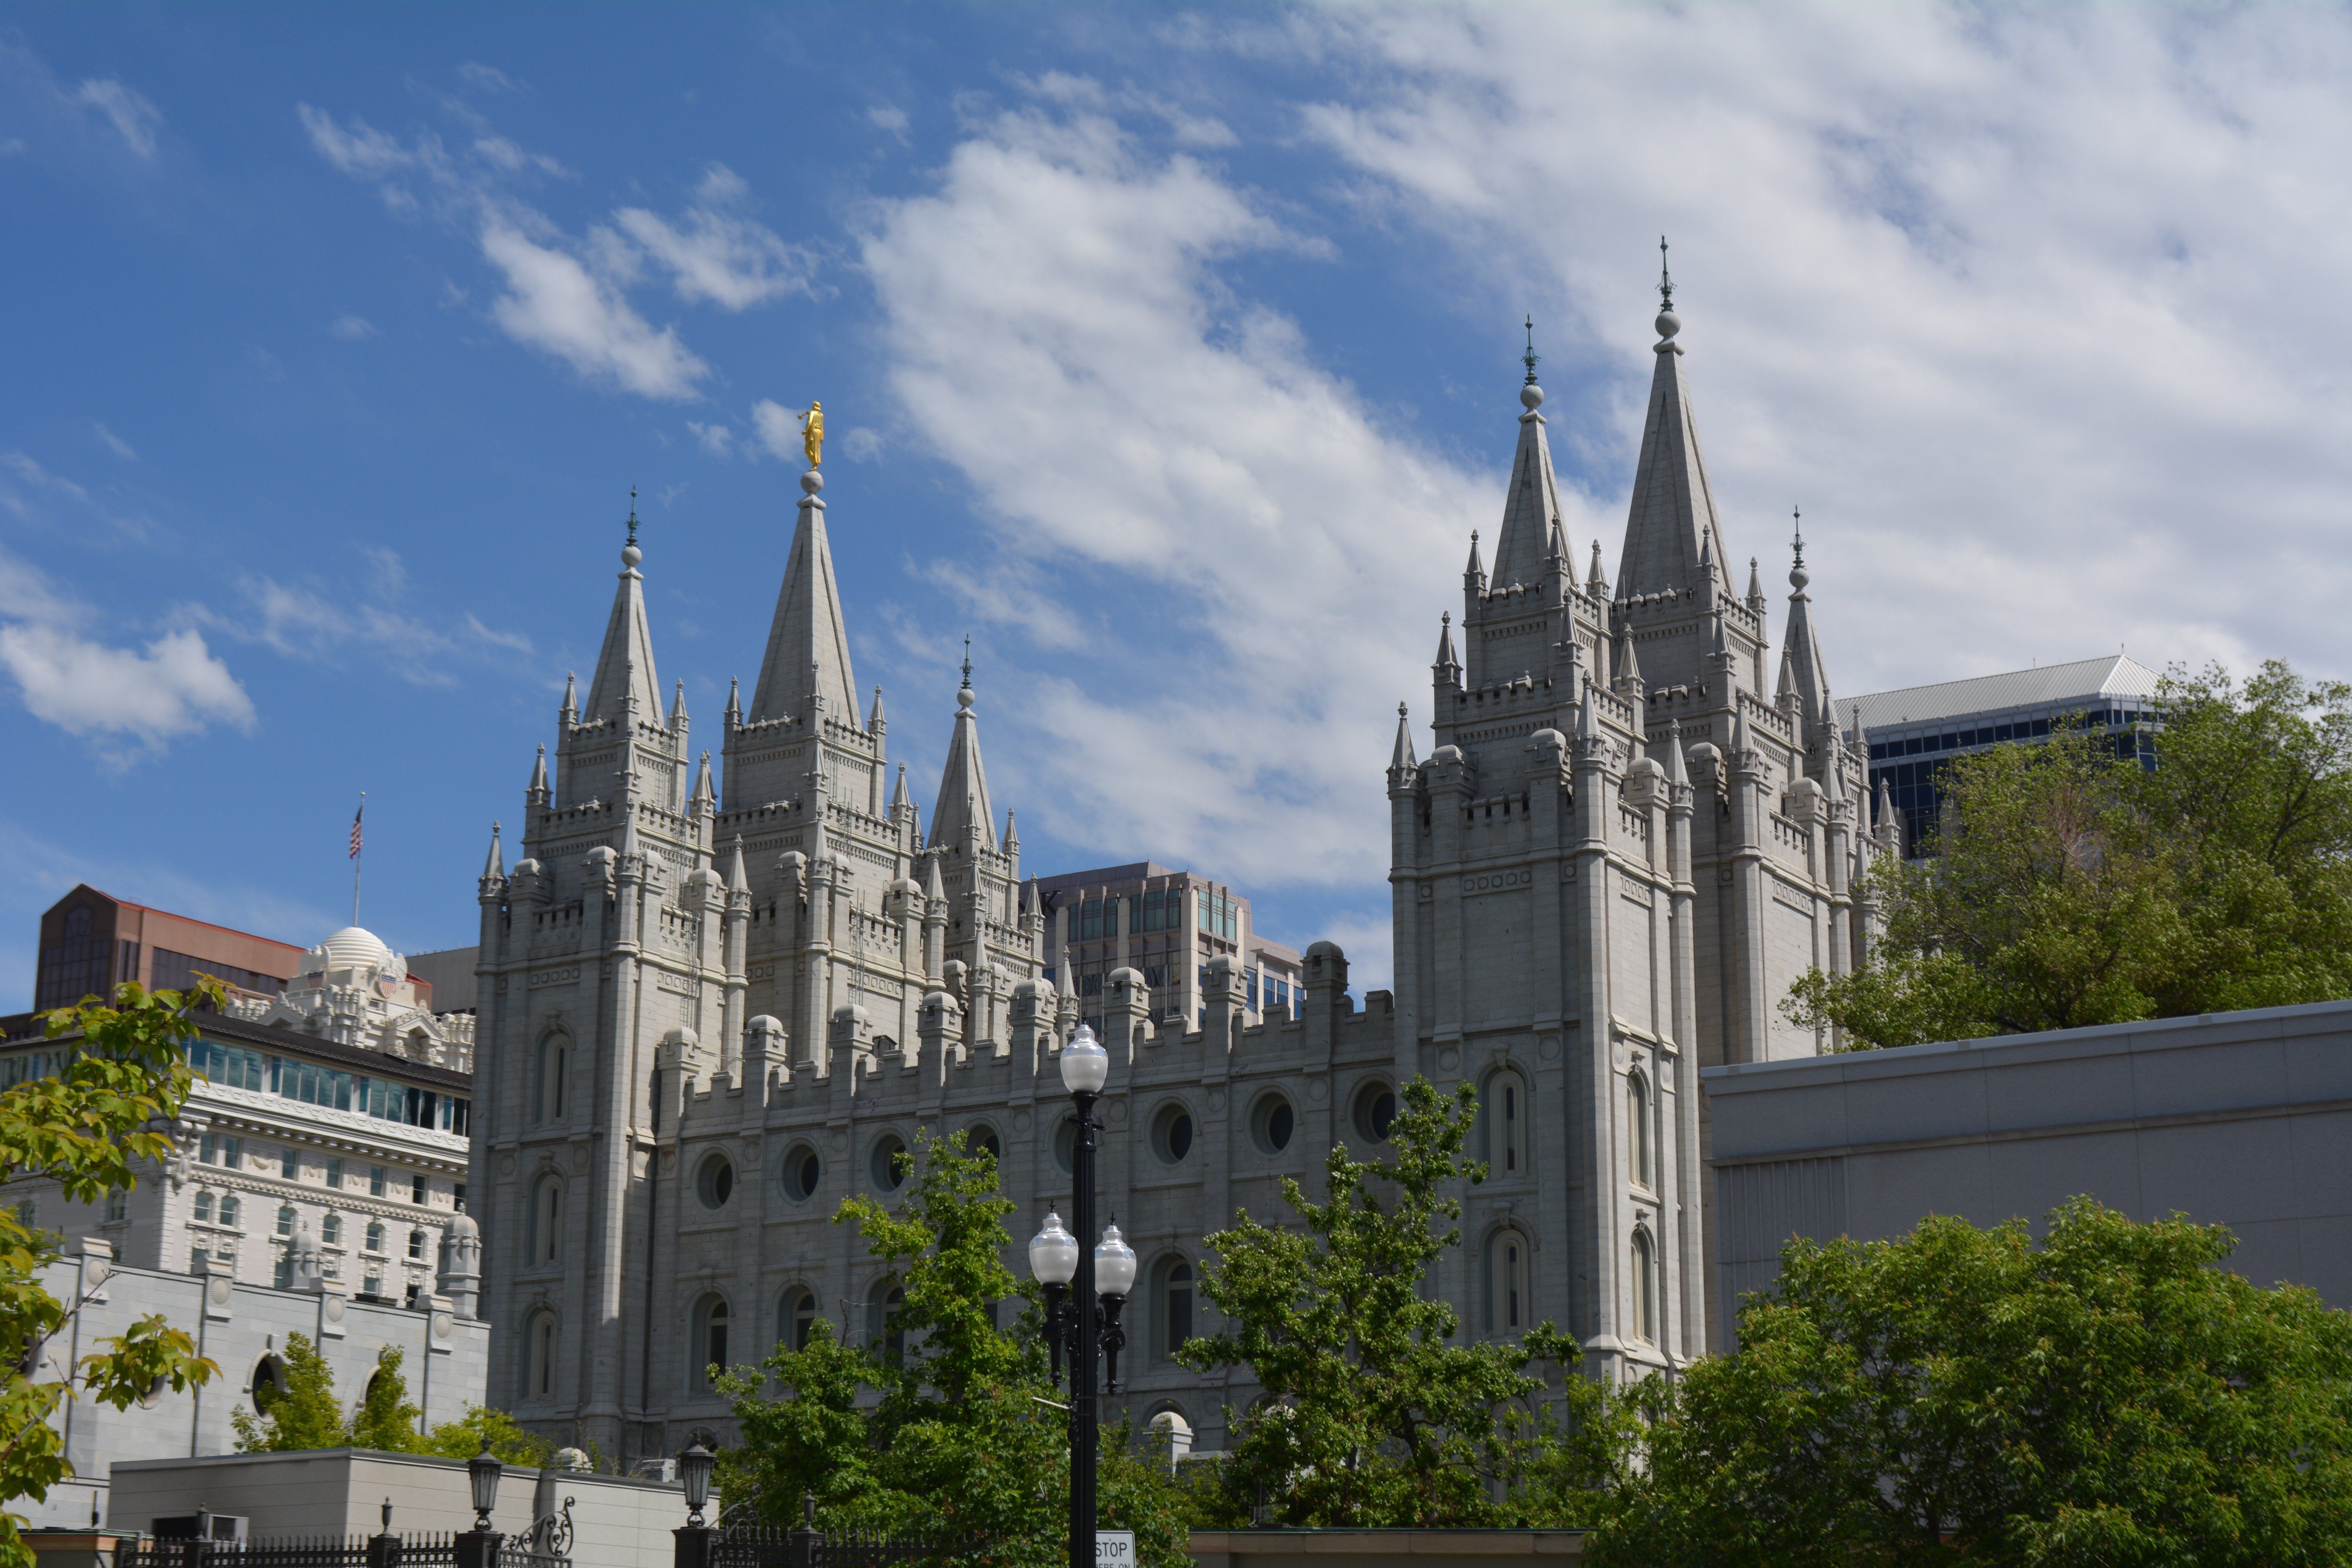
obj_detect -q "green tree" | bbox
[418,1405,555,1466]
[1786,661,2352,1049]
[1590,1199,2352,1568]
[230,1332,348,1452]
[3,981,223,1568]
[1179,1077,1627,1528]
[719,1131,1189,1567]
[347,1349,425,1452]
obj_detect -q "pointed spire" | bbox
[583,505,661,725]
[1697,528,1717,586]
[1666,720,1690,786]
[750,468,858,725]
[1434,612,1459,672]
[1615,627,1644,688]
[1780,508,1833,733]
[1575,678,1601,740]
[690,750,715,811]
[560,671,577,723]
[1585,540,1609,603]
[1615,273,1733,601]
[481,821,505,882]
[670,679,689,731]
[1775,646,1799,708]
[726,835,750,895]
[528,743,548,797]
[1877,773,1896,831]
[922,850,946,903]
[1465,531,1486,581]
[1746,556,1764,605]
[1004,808,1018,848]
[891,762,911,815]
[724,675,740,725]
[928,681,997,852]
[1390,702,1417,771]
[1731,707,1752,756]
[868,685,887,731]
[1491,346,1567,592]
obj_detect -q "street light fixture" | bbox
[678,1444,715,1528]
[458,1440,506,1568]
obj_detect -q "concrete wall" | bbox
[1704,999,2352,1348]
[108,1450,704,1568]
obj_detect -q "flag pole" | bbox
[351,792,365,927]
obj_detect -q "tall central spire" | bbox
[583,493,662,724]
[750,468,859,725]
[928,656,996,853]
[1614,260,1733,601]
[1488,320,1569,593]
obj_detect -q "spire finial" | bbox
[1789,506,1809,590]
[960,634,972,690]
[1522,316,1538,385]
[1658,236,1673,310]
[622,488,642,568]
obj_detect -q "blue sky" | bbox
[3,5,2347,1008]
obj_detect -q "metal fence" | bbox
[714,1522,981,1568]
[119,1537,464,1568]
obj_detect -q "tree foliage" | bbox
[231,1332,348,1453]
[1179,1077,1627,1528]
[2,982,223,1568]
[1788,661,2352,1048]
[1590,1198,2352,1568]
[231,1334,542,1462]
[416,1405,557,1466]
[719,1131,1189,1567]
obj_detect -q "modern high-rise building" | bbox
[1036,863,1304,1032]
[463,276,1886,1463]
[1851,654,2163,854]
[25,885,307,1019]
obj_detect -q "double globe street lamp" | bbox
[1027,1023,1139,1568]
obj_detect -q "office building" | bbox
[1036,863,1304,1031]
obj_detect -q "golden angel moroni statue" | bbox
[801,401,823,468]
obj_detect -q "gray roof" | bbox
[1850,655,2162,733]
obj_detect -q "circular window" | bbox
[779,1144,821,1203]
[694,1152,735,1210]
[1053,1116,1078,1175]
[1151,1103,1195,1165]
[869,1133,909,1192]
[1352,1082,1399,1144]
[1250,1093,1296,1155]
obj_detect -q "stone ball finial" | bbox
[956,686,975,709]
[1655,309,1681,341]
[621,543,642,568]
[1789,563,1810,590]
[801,468,824,495]
[1520,381,1544,410]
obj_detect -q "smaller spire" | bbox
[1746,556,1765,604]
[922,851,946,903]
[891,762,911,814]
[1666,720,1690,786]
[1615,627,1644,688]
[527,743,548,796]
[726,835,750,894]
[868,685,887,731]
[560,671,577,720]
[1390,702,1416,771]
[1586,540,1608,599]
[1434,611,1459,671]
[724,676,740,724]
[1877,773,1897,831]
[670,679,688,731]
[1575,678,1601,740]
[691,750,715,810]
[1698,528,1716,583]
[1004,808,1018,847]
[1731,707,1752,756]
[1465,530,1485,579]
[481,821,505,882]
[1776,646,1799,708]
[1547,515,1569,564]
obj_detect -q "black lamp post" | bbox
[457,1441,504,1568]
[673,1443,720,1568]
[1026,1024,1137,1568]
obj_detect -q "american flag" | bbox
[349,799,364,860]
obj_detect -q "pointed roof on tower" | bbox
[1391,702,1417,771]
[481,822,505,882]
[583,496,661,724]
[527,744,548,795]
[1615,249,1733,600]
[1434,612,1459,672]
[928,647,996,852]
[750,468,859,725]
[726,835,750,894]
[1780,510,1833,731]
[1490,326,1568,591]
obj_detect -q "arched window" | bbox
[1630,1230,1656,1343]
[321,1213,342,1246]
[526,1313,557,1398]
[1627,1071,1652,1188]
[1486,1230,1531,1336]
[407,1228,425,1261]
[776,1287,818,1354]
[219,1196,240,1229]
[866,1280,905,1359]
[194,1191,214,1223]
[534,1034,570,1123]
[1160,1259,1194,1361]
[528,1176,562,1267]
[1483,1071,1527,1177]
[365,1221,384,1253]
[276,1205,295,1238]
[691,1294,730,1390]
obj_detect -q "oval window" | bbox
[695,1152,735,1210]
[1251,1094,1296,1155]
[1353,1082,1398,1143]
[1152,1103,1194,1165]
[779,1145,821,1203]
[1053,1116,1078,1175]
[869,1134,908,1192]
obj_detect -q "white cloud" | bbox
[861,98,1498,891]
[868,105,911,136]
[1285,5,2352,695]
[91,424,136,461]
[330,314,378,340]
[841,427,882,463]
[74,78,160,158]
[689,421,735,455]
[480,215,709,399]
[0,623,252,749]
[457,62,519,94]
[298,103,426,180]
[194,546,533,687]
[610,163,813,310]
[750,399,809,462]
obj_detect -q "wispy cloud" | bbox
[330,314,379,341]
[610,164,814,310]
[91,424,137,461]
[480,215,710,400]
[196,544,534,686]
[1,449,149,539]
[74,78,161,158]
[457,62,521,96]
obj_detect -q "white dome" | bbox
[317,926,397,975]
